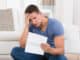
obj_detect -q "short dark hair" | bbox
[25,4,40,14]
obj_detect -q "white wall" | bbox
[7,0,24,32]
[54,0,64,22]
[54,0,74,25]
[73,0,80,25]
[0,0,7,9]
[54,0,80,54]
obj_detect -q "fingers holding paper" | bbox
[41,43,51,53]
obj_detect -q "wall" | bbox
[0,0,7,9]
[54,0,80,54]
[73,0,80,25]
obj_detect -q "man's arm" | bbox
[41,35,64,55]
[41,21,64,55]
[19,26,29,48]
[19,15,30,48]
[48,35,64,55]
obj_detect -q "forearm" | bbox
[47,47,64,55]
[19,25,29,48]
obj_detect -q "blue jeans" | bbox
[11,47,67,60]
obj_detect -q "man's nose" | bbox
[32,21,37,24]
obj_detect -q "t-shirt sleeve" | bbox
[52,21,64,36]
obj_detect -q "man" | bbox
[11,5,67,60]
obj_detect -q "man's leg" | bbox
[44,53,67,60]
[11,47,44,60]
[44,53,56,60]
[48,55,67,60]
[11,47,25,60]
[55,55,67,60]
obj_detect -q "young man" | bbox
[11,5,67,60]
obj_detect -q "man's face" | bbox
[28,12,42,27]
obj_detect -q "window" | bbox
[42,0,54,6]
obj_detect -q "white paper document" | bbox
[25,32,47,55]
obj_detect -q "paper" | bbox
[25,32,47,55]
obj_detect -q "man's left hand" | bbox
[40,43,51,53]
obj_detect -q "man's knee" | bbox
[48,55,67,60]
[11,47,24,57]
[56,55,67,60]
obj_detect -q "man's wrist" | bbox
[46,47,52,53]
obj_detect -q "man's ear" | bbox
[39,12,42,14]
[39,12,45,17]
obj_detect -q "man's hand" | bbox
[41,43,51,53]
[25,14,30,26]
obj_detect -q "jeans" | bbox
[11,47,67,60]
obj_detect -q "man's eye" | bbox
[33,17,36,19]
[29,19,31,22]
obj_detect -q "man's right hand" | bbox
[25,14,30,26]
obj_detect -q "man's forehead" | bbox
[30,12,38,16]
[30,13,38,18]
[25,12,39,19]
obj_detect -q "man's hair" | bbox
[25,4,40,14]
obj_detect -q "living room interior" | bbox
[0,0,80,60]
